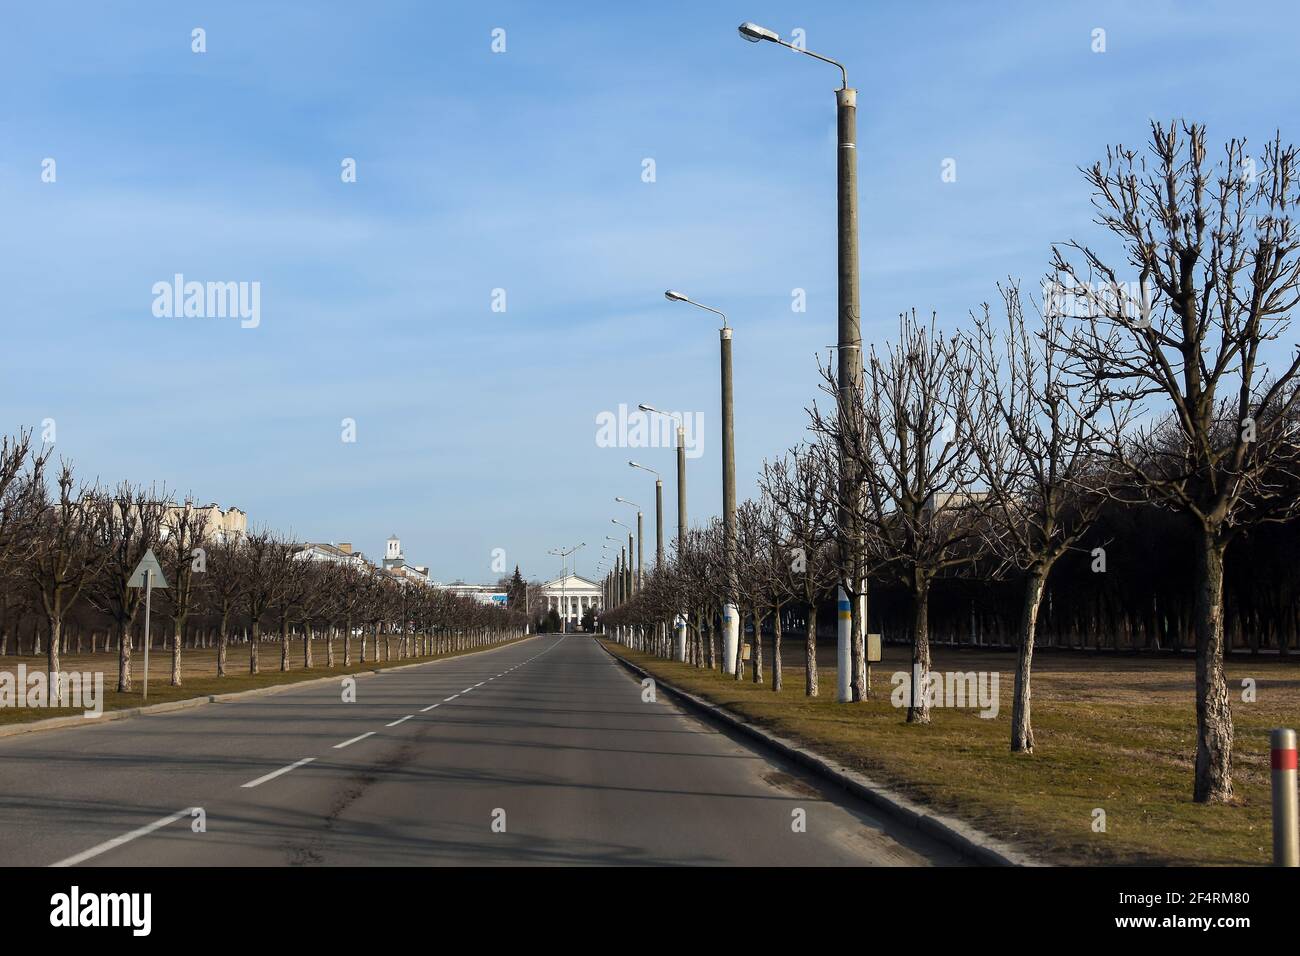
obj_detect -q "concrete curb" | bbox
[0,635,538,741]
[599,640,1042,867]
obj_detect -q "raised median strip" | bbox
[0,634,539,741]
[598,639,1040,867]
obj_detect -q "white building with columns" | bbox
[540,573,602,628]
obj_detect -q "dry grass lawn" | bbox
[602,637,1299,866]
[0,635,529,726]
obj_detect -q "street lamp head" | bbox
[664,289,688,302]
[628,460,640,468]
[637,403,656,413]
[615,497,627,503]
[738,21,780,43]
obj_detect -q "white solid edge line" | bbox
[51,806,197,868]
[386,715,413,727]
[420,703,441,712]
[461,687,474,693]
[334,731,376,749]
[241,756,316,789]
[444,694,459,701]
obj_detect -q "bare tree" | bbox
[734,498,772,682]
[89,483,167,692]
[270,544,309,671]
[761,441,839,696]
[29,463,105,679]
[331,562,368,666]
[965,282,1123,752]
[202,534,244,677]
[238,529,287,675]
[817,311,987,723]
[1054,122,1300,802]
[161,498,210,687]
[0,433,47,657]
[0,432,46,573]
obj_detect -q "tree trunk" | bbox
[280,619,290,671]
[751,610,763,684]
[1011,567,1047,753]
[707,608,717,671]
[1193,530,1234,803]
[326,624,335,668]
[217,617,228,678]
[117,621,132,692]
[171,619,183,687]
[47,616,61,680]
[851,588,866,702]
[249,620,260,674]
[805,604,819,696]
[344,617,353,666]
[772,604,782,692]
[303,624,313,669]
[907,580,932,725]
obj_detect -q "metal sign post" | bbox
[128,549,169,703]
[142,569,152,701]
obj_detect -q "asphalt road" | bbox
[0,634,962,866]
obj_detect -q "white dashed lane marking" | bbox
[50,807,199,868]
[241,757,316,789]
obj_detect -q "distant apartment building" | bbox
[293,541,371,568]
[441,582,508,607]
[159,502,246,543]
[290,533,439,585]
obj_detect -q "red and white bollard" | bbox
[1272,728,1298,866]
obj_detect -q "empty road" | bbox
[0,634,961,866]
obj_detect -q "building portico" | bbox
[539,573,602,628]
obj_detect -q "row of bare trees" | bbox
[603,121,1300,806]
[0,446,525,692]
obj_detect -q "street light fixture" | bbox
[737,21,780,43]
[639,404,688,556]
[614,497,644,589]
[739,19,862,703]
[547,543,585,634]
[629,461,665,570]
[610,518,635,601]
[736,22,848,87]
[666,289,740,676]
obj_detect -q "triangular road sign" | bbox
[127,548,169,589]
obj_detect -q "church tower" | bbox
[383,534,405,569]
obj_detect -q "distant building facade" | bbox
[539,573,601,627]
[293,541,370,568]
[442,582,508,607]
[160,502,246,544]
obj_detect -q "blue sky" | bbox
[1,0,1296,583]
